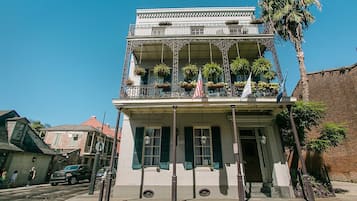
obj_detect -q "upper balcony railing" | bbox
[122,82,279,99]
[128,22,269,37]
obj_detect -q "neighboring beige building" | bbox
[112,7,296,200]
[293,63,357,182]
[43,124,114,169]
[0,110,55,187]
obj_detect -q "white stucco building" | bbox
[112,7,295,200]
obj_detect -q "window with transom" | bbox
[194,127,212,166]
[143,127,161,166]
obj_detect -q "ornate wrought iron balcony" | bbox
[122,83,279,99]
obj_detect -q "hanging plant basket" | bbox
[230,57,250,76]
[134,66,146,76]
[202,62,223,83]
[251,57,273,77]
[263,70,277,83]
[182,64,199,82]
[153,63,171,78]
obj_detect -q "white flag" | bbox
[241,73,252,99]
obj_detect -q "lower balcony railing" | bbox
[122,85,279,99]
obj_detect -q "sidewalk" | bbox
[66,181,357,201]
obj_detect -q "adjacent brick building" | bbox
[293,63,357,182]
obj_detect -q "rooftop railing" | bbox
[128,23,268,37]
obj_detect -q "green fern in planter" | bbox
[153,63,171,78]
[182,64,198,82]
[202,62,223,83]
[251,57,273,77]
[230,57,250,76]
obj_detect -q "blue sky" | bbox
[1,0,356,127]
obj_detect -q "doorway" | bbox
[241,137,262,182]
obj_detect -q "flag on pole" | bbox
[276,73,287,103]
[192,69,204,98]
[241,73,252,99]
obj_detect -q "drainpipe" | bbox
[231,105,245,201]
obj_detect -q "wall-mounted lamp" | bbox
[144,135,151,145]
[201,135,207,145]
[260,135,267,145]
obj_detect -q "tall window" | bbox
[229,25,241,35]
[143,127,161,166]
[194,127,212,166]
[191,26,204,35]
[151,27,165,36]
[53,133,61,146]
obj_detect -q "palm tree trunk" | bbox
[294,42,309,101]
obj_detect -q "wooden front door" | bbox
[241,139,262,182]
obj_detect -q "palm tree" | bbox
[260,0,321,101]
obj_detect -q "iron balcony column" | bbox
[104,109,121,201]
[231,105,245,201]
[172,105,177,201]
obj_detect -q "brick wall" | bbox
[293,64,357,182]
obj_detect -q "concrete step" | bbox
[245,182,277,198]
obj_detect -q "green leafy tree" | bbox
[260,0,321,101]
[30,120,49,139]
[308,123,346,153]
[276,101,346,192]
[276,101,325,187]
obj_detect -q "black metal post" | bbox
[104,109,121,201]
[288,105,315,201]
[98,176,106,201]
[231,105,245,201]
[171,105,177,201]
[89,150,100,194]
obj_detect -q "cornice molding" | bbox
[137,7,255,19]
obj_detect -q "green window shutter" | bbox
[184,127,194,170]
[160,127,170,170]
[132,127,144,170]
[212,126,223,169]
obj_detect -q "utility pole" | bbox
[288,105,315,201]
[104,109,121,201]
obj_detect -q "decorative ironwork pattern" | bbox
[169,40,191,93]
[211,40,236,96]
[120,37,282,99]
[120,41,134,97]
[258,38,283,82]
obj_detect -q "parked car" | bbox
[96,166,116,179]
[49,164,91,186]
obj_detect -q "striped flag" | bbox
[241,73,252,100]
[192,70,204,98]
